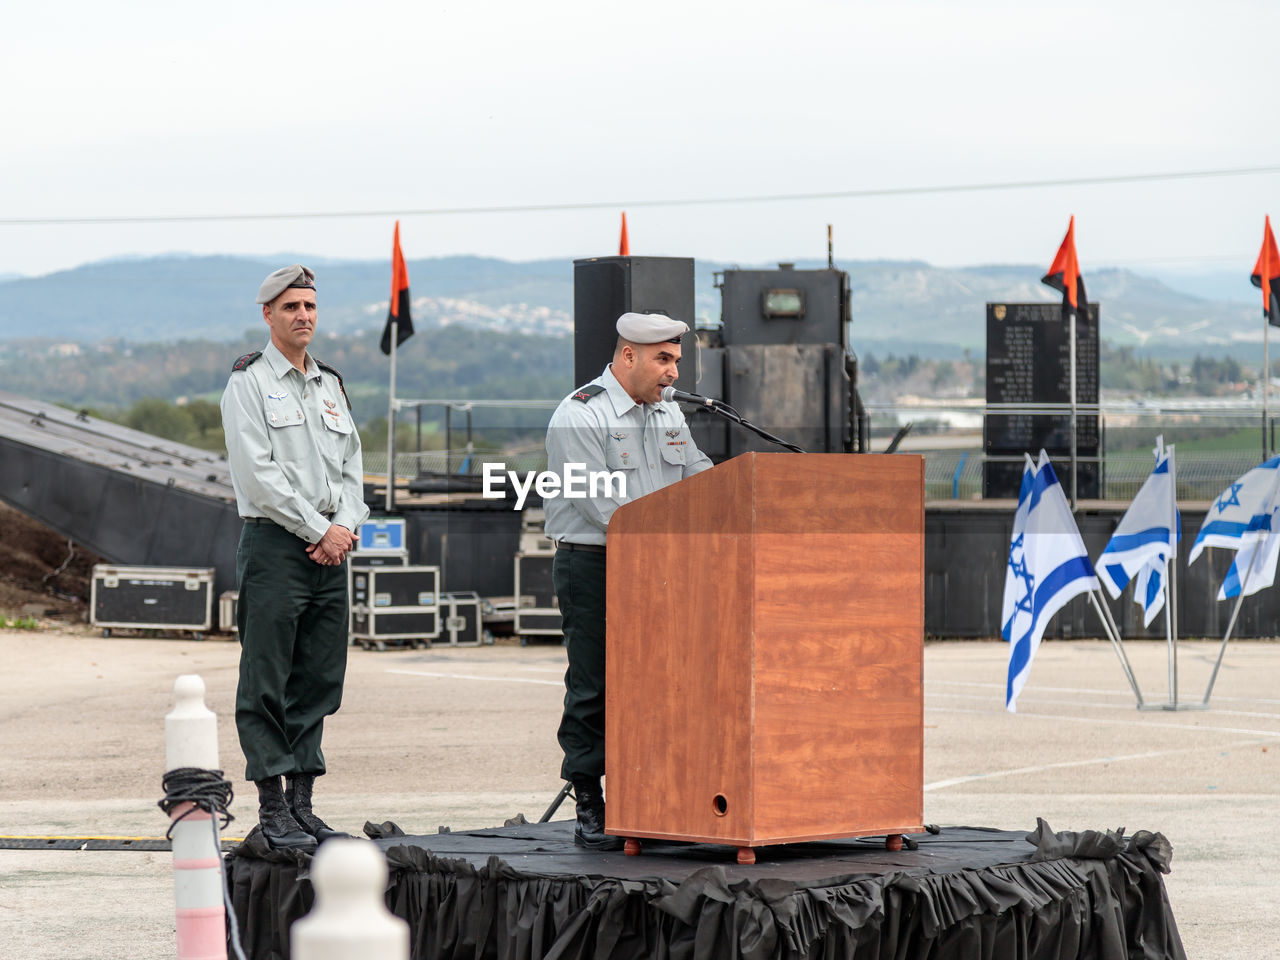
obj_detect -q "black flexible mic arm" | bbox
[661,386,806,454]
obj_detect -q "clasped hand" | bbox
[306,523,355,566]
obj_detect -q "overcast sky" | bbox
[3,0,1277,281]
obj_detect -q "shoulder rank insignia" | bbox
[315,359,351,410]
[572,384,605,403]
[231,351,262,372]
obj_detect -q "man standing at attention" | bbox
[221,264,370,851]
[544,312,712,849]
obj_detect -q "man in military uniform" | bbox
[544,311,712,849]
[220,264,370,851]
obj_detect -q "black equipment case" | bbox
[91,565,215,638]
[512,552,563,644]
[349,564,441,650]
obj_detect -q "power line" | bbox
[3,164,1279,227]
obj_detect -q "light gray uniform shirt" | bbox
[544,364,713,546]
[221,340,370,543]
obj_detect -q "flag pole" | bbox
[385,324,397,512]
[1265,317,1270,460]
[1069,308,1078,509]
[1136,556,1200,711]
[1204,578,1248,706]
[1170,448,1180,707]
[1088,588,1144,707]
[1042,216,1083,508]
[1172,450,1177,706]
[1202,462,1280,704]
[381,219,414,511]
[1163,558,1176,707]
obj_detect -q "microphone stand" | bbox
[686,400,807,454]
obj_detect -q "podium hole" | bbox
[712,794,728,816]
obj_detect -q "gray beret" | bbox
[616,311,688,344]
[256,264,316,304]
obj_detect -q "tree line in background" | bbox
[860,342,1260,400]
[13,324,575,453]
[80,397,505,457]
[19,322,1276,455]
[1102,346,1249,395]
[1,324,573,410]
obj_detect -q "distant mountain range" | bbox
[0,253,1265,356]
[1139,267,1257,305]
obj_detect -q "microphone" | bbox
[660,385,720,408]
[661,385,805,452]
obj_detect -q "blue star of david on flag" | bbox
[1002,452,1100,712]
[1007,535,1033,620]
[1190,455,1280,567]
[1001,464,1035,648]
[1215,483,1242,514]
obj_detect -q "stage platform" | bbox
[225,818,1184,960]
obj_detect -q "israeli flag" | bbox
[1218,493,1280,600]
[1213,514,1280,599]
[1096,437,1180,626]
[1187,455,1280,565]
[1004,451,1101,712]
[1188,455,1280,601]
[1000,454,1036,647]
[1131,562,1168,625]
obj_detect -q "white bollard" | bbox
[165,674,227,960]
[292,839,409,960]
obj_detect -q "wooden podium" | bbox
[605,452,924,863]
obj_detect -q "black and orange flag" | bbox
[1252,215,1280,327]
[618,212,630,256]
[1041,215,1087,319]
[380,220,414,355]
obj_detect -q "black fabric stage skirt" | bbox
[225,818,1185,960]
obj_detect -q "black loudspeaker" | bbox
[719,265,850,349]
[572,256,696,392]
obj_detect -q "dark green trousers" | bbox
[235,520,349,782]
[554,547,608,782]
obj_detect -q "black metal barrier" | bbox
[925,502,1262,638]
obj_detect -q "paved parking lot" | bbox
[1,630,1276,959]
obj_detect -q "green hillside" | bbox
[0,253,1262,353]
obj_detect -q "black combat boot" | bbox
[286,773,349,843]
[572,778,623,851]
[256,776,317,852]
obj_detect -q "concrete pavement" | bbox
[0,630,1276,958]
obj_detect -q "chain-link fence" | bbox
[363,449,549,480]
[862,399,1275,501]
[921,449,1264,502]
[366,398,1278,502]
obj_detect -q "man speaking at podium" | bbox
[544,312,712,849]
